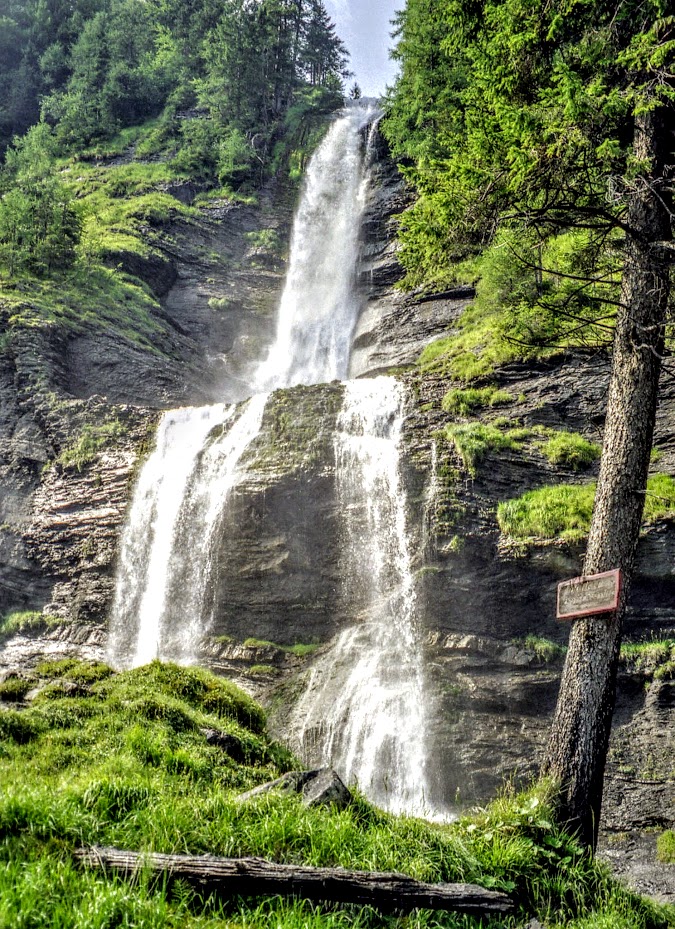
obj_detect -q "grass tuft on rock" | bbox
[441,386,513,417]
[657,831,675,865]
[57,419,127,471]
[620,639,675,681]
[539,432,601,471]
[498,484,596,542]
[0,610,61,637]
[445,422,519,476]
[498,474,675,543]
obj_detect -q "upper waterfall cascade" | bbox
[107,104,437,816]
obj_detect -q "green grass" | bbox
[498,484,596,542]
[657,830,675,864]
[0,117,207,366]
[0,677,33,702]
[441,386,513,417]
[444,422,520,476]
[498,474,675,542]
[539,433,601,471]
[56,419,127,471]
[0,660,672,928]
[642,474,675,522]
[620,639,675,680]
[521,636,567,663]
[0,610,61,637]
[1,265,171,356]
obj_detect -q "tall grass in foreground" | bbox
[0,660,672,928]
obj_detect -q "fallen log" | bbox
[76,846,513,916]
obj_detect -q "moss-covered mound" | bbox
[0,660,672,928]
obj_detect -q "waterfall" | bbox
[108,106,377,669]
[106,104,437,817]
[291,377,434,816]
[107,398,266,667]
[255,106,379,390]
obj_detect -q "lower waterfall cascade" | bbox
[291,377,435,816]
[107,104,440,816]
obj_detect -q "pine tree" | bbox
[386,0,674,849]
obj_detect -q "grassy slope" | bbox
[0,660,672,929]
[0,119,233,364]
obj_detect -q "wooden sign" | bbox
[557,569,622,621]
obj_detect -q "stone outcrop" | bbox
[237,768,352,810]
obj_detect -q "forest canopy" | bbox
[384,0,674,366]
[0,0,350,279]
[0,0,350,153]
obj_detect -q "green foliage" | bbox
[57,419,126,472]
[245,228,284,255]
[498,484,597,542]
[385,0,670,380]
[539,433,601,471]
[444,422,519,477]
[657,830,675,864]
[441,386,512,416]
[417,228,619,381]
[0,123,81,276]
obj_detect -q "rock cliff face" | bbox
[0,123,673,899]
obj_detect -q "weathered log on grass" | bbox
[76,846,514,916]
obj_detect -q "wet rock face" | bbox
[350,127,474,379]
[209,383,345,647]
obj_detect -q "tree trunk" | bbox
[76,847,514,916]
[542,107,673,850]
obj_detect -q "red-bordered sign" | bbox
[557,569,622,621]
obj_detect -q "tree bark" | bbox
[75,847,514,916]
[542,108,673,850]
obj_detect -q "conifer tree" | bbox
[386,0,674,849]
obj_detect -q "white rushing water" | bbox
[255,106,378,389]
[108,106,377,669]
[292,377,433,816]
[107,398,266,666]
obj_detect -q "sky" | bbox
[324,0,402,97]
